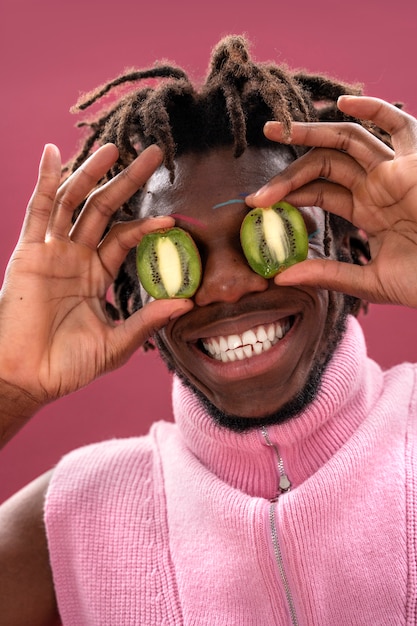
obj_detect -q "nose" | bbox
[193,245,269,306]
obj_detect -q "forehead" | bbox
[140,146,295,218]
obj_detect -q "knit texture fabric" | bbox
[44,316,417,625]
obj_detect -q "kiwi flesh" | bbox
[136,227,202,299]
[240,201,308,278]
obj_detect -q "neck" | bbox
[172,316,383,499]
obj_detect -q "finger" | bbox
[247,148,363,217]
[273,258,382,303]
[262,118,393,170]
[98,215,176,281]
[111,298,194,360]
[70,145,164,248]
[284,180,354,223]
[338,95,417,156]
[20,144,62,243]
[285,182,389,244]
[48,143,120,239]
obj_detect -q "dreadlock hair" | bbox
[66,34,390,323]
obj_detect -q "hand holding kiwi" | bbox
[136,202,308,299]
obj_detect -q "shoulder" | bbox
[45,422,178,521]
[49,424,175,491]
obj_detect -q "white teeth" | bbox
[211,337,220,353]
[263,339,272,351]
[228,334,242,350]
[201,319,291,362]
[235,347,245,360]
[219,336,228,352]
[242,329,257,345]
[254,342,263,356]
[243,345,253,359]
[267,324,275,342]
[257,326,268,342]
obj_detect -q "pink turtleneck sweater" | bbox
[44,317,417,625]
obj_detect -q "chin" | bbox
[180,362,324,433]
[153,298,350,433]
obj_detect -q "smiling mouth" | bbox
[199,316,294,363]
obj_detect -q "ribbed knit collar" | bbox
[172,316,383,500]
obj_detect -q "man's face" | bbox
[139,146,348,429]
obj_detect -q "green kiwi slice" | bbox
[240,201,308,278]
[136,227,202,299]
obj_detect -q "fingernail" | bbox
[251,185,267,198]
[337,94,357,105]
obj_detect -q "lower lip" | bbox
[191,318,297,383]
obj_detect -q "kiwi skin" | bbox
[136,227,202,299]
[240,201,308,279]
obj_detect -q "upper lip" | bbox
[170,289,305,342]
[187,311,295,342]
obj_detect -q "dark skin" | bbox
[140,147,347,423]
[0,96,416,623]
[0,471,59,626]
[247,96,417,308]
[0,145,193,626]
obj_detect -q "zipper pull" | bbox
[279,473,291,493]
[261,426,292,497]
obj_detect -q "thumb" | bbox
[274,259,373,302]
[111,298,194,362]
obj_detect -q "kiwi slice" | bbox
[240,201,308,278]
[136,227,202,299]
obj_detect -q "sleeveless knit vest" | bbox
[45,317,417,625]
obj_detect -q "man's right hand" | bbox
[0,143,193,445]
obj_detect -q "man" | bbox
[0,35,416,625]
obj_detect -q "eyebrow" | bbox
[170,213,207,229]
[212,196,247,210]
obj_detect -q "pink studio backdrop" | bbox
[1,0,416,502]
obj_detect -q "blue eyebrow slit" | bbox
[212,198,246,210]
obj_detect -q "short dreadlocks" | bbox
[67,34,386,320]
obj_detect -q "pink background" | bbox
[1,0,416,502]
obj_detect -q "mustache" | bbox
[169,288,306,335]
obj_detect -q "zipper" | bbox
[261,427,299,626]
[261,426,291,499]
